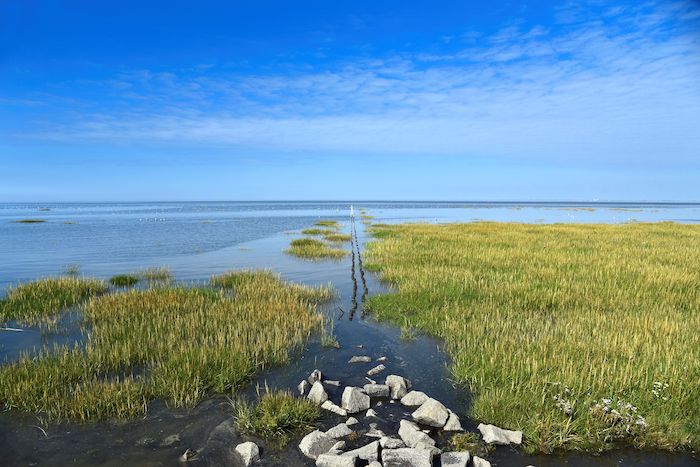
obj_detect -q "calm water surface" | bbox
[1,201,698,466]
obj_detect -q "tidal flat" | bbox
[365,222,700,454]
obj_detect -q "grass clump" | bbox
[12,219,47,223]
[315,220,339,228]
[109,274,140,287]
[365,222,700,453]
[139,267,172,282]
[0,277,106,326]
[286,238,346,260]
[232,388,319,446]
[323,233,351,243]
[302,228,335,235]
[0,271,330,420]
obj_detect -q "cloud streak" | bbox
[12,0,700,165]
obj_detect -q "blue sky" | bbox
[1,0,699,202]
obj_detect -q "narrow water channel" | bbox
[1,204,698,466]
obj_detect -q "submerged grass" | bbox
[365,222,700,453]
[0,271,330,421]
[232,387,319,446]
[109,274,140,287]
[315,220,339,228]
[12,219,47,223]
[0,277,107,326]
[286,238,346,260]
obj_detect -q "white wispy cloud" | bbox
[19,0,700,164]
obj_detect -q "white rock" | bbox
[380,437,406,449]
[441,451,471,467]
[308,381,329,405]
[321,400,348,417]
[477,423,523,445]
[473,456,492,467]
[398,420,436,449]
[308,369,323,385]
[363,384,390,398]
[368,462,382,467]
[367,364,386,376]
[316,453,356,467]
[381,447,432,467]
[377,356,387,362]
[400,391,428,407]
[365,423,386,438]
[341,440,380,462]
[412,398,449,427]
[365,408,379,418]
[349,356,372,363]
[299,430,337,460]
[325,380,341,387]
[346,417,359,426]
[443,412,464,431]
[385,375,409,399]
[341,387,370,413]
[235,442,260,466]
[298,380,310,395]
[325,423,352,439]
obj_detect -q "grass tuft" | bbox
[315,220,339,228]
[0,277,106,326]
[365,222,700,453]
[286,238,346,260]
[232,387,319,446]
[109,274,140,287]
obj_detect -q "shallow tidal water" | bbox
[1,201,699,466]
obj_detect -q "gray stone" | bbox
[160,434,180,447]
[298,380,310,395]
[325,423,353,439]
[380,437,406,449]
[341,387,370,413]
[368,462,382,467]
[299,430,337,460]
[381,448,433,467]
[443,411,464,432]
[308,381,329,405]
[346,417,359,426]
[316,453,356,467]
[341,440,380,462]
[349,356,372,363]
[321,400,348,417]
[412,398,449,427]
[441,451,471,467]
[235,442,260,466]
[308,369,323,385]
[363,384,390,398]
[473,456,492,467]
[477,423,523,445]
[365,423,386,438]
[398,420,436,449]
[367,364,386,376]
[377,356,387,362]
[325,380,341,387]
[400,391,428,407]
[365,408,379,418]
[385,375,409,399]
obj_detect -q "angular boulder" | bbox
[443,412,463,431]
[473,456,492,467]
[412,398,449,428]
[400,390,428,407]
[341,440,380,462]
[308,369,323,385]
[363,384,390,398]
[398,420,435,449]
[477,423,522,445]
[316,453,356,467]
[341,387,370,413]
[367,364,386,376]
[325,423,353,439]
[308,381,329,405]
[349,356,372,363]
[234,442,260,466]
[380,437,406,449]
[385,375,409,399]
[381,448,433,467]
[441,451,471,467]
[299,430,337,460]
[321,400,347,416]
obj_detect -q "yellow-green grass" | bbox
[315,220,339,228]
[109,274,140,287]
[232,388,320,446]
[365,222,700,453]
[286,238,346,260]
[0,277,107,326]
[302,228,336,235]
[302,227,351,243]
[0,271,331,421]
[139,266,172,282]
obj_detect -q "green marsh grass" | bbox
[109,274,140,287]
[302,228,335,235]
[0,271,331,420]
[139,267,172,283]
[365,222,700,453]
[315,220,339,228]
[232,387,320,446]
[0,277,106,326]
[286,238,346,260]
